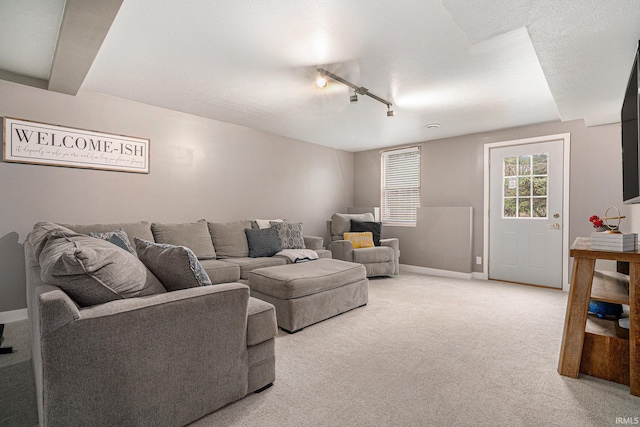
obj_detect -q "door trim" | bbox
[482,133,571,291]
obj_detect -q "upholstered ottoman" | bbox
[248,259,368,333]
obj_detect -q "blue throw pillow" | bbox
[245,227,282,257]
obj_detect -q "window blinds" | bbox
[381,146,421,225]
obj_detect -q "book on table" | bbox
[590,232,638,251]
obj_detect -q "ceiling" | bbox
[1,0,640,152]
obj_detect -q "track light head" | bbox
[350,93,358,103]
[387,106,395,117]
[316,76,328,89]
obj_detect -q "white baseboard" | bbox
[0,308,28,323]
[473,272,486,280]
[400,264,474,280]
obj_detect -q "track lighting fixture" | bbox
[316,67,393,117]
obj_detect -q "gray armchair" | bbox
[326,213,399,277]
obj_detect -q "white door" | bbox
[489,140,564,288]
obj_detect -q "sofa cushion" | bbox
[89,228,138,257]
[135,239,212,290]
[151,219,216,260]
[352,246,395,264]
[245,227,282,258]
[344,232,375,249]
[224,257,287,280]
[271,221,305,249]
[350,219,382,246]
[247,297,277,346]
[331,213,374,239]
[61,221,154,245]
[207,221,252,258]
[39,231,166,307]
[198,259,241,284]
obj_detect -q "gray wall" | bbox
[354,120,628,274]
[0,80,354,313]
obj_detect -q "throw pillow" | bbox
[89,228,138,256]
[135,239,212,291]
[39,231,166,307]
[151,220,216,260]
[344,232,375,249]
[254,219,284,229]
[245,227,282,257]
[350,219,382,246]
[270,221,305,249]
[29,221,77,259]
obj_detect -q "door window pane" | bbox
[518,177,531,196]
[504,157,517,176]
[504,198,516,217]
[518,155,531,175]
[533,154,548,175]
[533,176,547,196]
[504,178,517,197]
[518,199,531,217]
[533,198,547,218]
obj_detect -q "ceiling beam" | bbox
[0,70,47,90]
[47,0,123,95]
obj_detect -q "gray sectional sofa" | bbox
[25,218,326,427]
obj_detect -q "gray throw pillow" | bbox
[151,219,216,260]
[39,231,166,307]
[89,228,138,257]
[270,221,306,249]
[245,227,282,257]
[135,238,212,291]
[29,221,77,259]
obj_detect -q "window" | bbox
[502,153,548,218]
[381,146,421,226]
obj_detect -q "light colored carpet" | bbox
[2,273,638,426]
[191,273,639,426]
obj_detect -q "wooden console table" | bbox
[558,237,639,396]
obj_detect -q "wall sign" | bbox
[2,117,150,174]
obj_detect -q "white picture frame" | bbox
[2,116,150,174]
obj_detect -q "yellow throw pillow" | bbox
[344,232,375,249]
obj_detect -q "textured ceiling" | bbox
[1,1,640,152]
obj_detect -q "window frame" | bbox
[380,145,421,227]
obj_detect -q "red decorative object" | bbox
[589,215,604,228]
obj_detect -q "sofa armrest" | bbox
[380,238,400,275]
[328,240,354,262]
[78,282,249,320]
[303,235,324,250]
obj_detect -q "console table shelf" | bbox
[591,270,630,305]
[558,237,639,396]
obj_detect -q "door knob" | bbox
[548,223,560,229]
